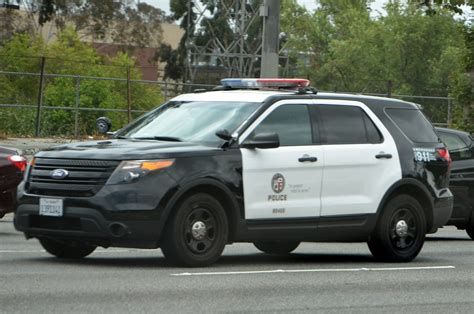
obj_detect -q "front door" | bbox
[239,100,323,220]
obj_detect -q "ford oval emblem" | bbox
[50,169,69,180]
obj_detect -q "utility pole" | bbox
[260,0,280,78]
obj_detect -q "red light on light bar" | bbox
[256,79,310,87]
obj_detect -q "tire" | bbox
[161,193,229,267]
[466,225,474,240]
[253,241,300,255]
[368,195,426,263]
[39,238,96,259]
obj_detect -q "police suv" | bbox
[14,78,453,267]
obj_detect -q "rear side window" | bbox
[386,108,439,143]
[438,131,473,161]
[318,105,383,144]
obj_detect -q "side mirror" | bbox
[242,132,280,149]
[215,129,233,141]
[96,117,112,134]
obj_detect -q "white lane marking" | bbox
[171,265,455,276]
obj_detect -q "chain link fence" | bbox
[364,93,453,127]
[0,61,454,138]
[0,68,213,138]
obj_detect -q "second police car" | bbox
[14,78,453,267]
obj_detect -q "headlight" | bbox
[106,159,174,185]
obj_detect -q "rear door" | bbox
[314,100,402,217]
[240,100,323,220]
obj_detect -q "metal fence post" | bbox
[447,98,453,127]
[74,76,81,139]
[126,65,132,123]
[35,56,46,136]
[387,80,392,98]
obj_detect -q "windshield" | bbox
[117,101,261,146]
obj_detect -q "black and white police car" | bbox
[14,78,453,267]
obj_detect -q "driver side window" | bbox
[250,104,313,146]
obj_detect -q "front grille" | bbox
[27,158,120,197]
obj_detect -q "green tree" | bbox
[0,33,44,135]
[280,1,470,127]
[30,0,166,48]
[416,0,474,14]
[0,28,164,137]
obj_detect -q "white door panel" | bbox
[242,146,323,219]
[321,144,401,216]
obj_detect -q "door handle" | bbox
[298,156,318,162]
[375,153,392,159]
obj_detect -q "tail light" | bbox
[436,148,452,166]
[8,155,27,172]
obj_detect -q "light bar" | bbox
[220,78,310,89]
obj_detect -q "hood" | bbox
[35,139,221,160]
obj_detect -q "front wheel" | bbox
[39,238,96,259]
[253,241,300,255]
[368,195,426,262]
[161,193,229,267]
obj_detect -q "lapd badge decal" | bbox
[268,173,287,202]
[271,173,285,193]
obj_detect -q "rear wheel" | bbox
[368,195,426,262]
[466,225,474,240]
[254,241,300,255]
[161,193,228,267]
[39,238,96,259]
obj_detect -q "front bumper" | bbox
[0,188,16,217]
[14,205,161,248]
[14,173,177,248]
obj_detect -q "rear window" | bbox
[319,105,383,145]
[386,108,439,143]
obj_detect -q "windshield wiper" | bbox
[133,136,183,142]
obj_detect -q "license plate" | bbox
[39,198,63,217]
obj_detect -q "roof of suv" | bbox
[172,90,419,110]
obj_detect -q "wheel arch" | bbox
[157,178,241,245]
[376,179,435,232]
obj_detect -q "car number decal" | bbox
[413,148,436,162]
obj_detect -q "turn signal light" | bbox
[141,160,174,171]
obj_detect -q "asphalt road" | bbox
[1,213,473,313]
